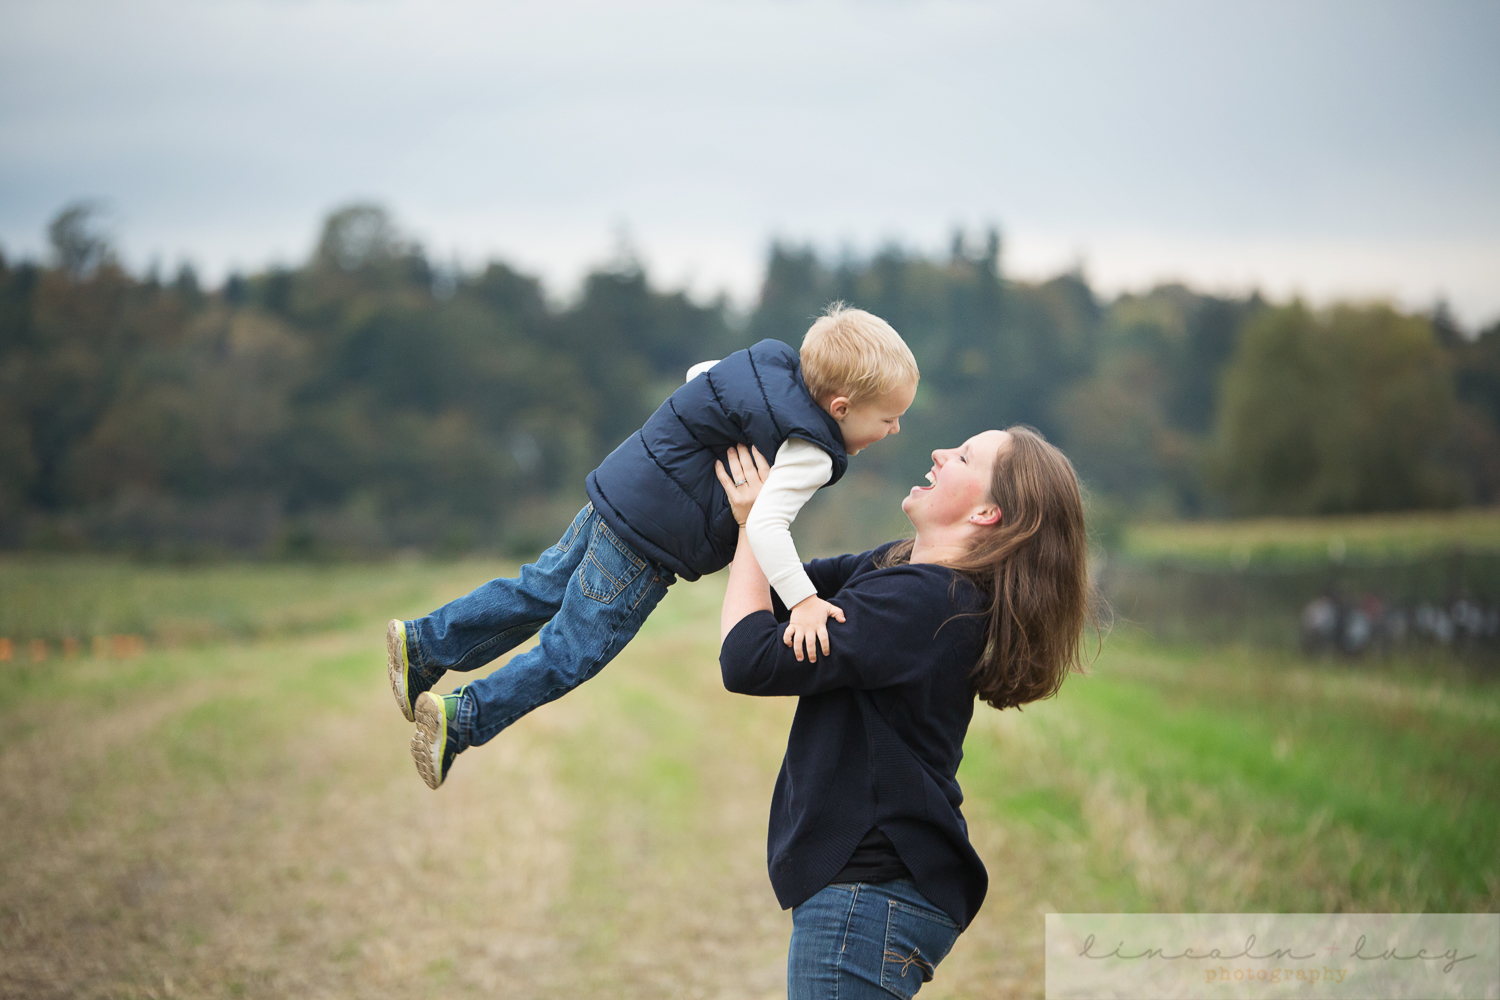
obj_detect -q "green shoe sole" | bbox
[411,691,449,790]
[387,619,415,722]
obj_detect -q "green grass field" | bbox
[1124,507,1500,565]
[0,555,1496,999]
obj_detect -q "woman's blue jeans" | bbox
[788,880,962,1000]
[404,503,673,749]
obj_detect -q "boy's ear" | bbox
[970,506,1002,527]
[826,396,851,420]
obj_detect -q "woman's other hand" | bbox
[714,444,771,526]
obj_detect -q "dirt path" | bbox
[0,580,1040,999]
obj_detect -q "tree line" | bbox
[2,203,1496,557]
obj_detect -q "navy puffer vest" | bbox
[585,339,849,581]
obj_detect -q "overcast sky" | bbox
[2,0,1497,325]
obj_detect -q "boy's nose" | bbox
[889,421,900,436]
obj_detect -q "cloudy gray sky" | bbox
[2,0,1497,324]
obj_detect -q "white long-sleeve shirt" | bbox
[686,360,831,608]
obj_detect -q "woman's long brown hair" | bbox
[880,426,1095,710]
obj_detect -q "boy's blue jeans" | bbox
[788,880,962,1000]
[404,503,674,750]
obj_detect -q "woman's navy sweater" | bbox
[720,542,990,930]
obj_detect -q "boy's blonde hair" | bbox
[799,303,919,405]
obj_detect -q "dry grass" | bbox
[0,570,1023,998]
[1,561,1495,999]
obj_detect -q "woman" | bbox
[715,426,1093,999]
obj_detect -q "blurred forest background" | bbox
[3,202,1498,559]
[4,203,1498,998]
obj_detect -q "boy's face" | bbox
[828,381,917,455]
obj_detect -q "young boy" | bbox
[390,304,919,788]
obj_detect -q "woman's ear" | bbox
[970,506,1002,527]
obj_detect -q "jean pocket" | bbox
[577,519,646,603]
[879,898,960,998]
[556,503,593,554]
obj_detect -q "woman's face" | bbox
[902,429,1010,532]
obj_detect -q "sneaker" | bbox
[387,619,435,722]
[411,689,462,789]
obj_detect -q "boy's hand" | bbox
[785,594,846,663]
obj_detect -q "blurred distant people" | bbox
[1300,593,1498,656]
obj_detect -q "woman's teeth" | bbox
[925,471,935,484]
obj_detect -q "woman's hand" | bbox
[714,444,771,526]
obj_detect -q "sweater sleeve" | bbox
[769,545,896,619]
[745,439,833,609]
[803,548,881,601]
[721,565,975,697]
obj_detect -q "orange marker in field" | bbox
[0,638,11,662]
[110,634,146,658]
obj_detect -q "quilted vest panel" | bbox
[585,339,849,580]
